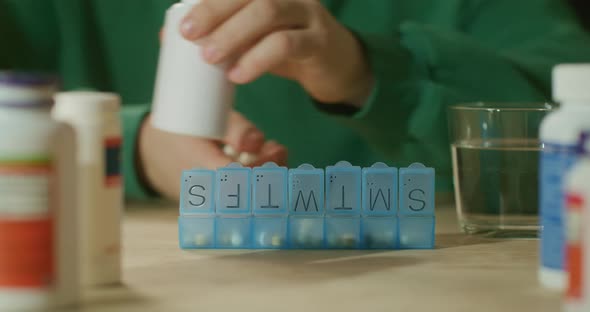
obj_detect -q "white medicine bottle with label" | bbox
[53,91,123,288]
[0,72,78,310]
[564,132,590,312]
[539,64,590,289]
[151,0,234,139]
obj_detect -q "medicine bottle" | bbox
[564,132,590,312]
[151,0,234,139]
[53,91,122,287]
[0,72,78,309]
[539,64,590,289]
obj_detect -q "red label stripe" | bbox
[105,137,122,148]
[0,163,52,175]
[567,194,585,211]
[105,176,122,187]
[567,245,583,300]
[0,218,53,288]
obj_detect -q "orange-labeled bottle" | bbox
[0,72,78,310]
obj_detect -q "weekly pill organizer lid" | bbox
[0,71,58,107]
[54,91,121,117]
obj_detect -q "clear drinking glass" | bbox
[448,102,555,238]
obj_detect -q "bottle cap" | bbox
[0,71,58,87]
[553,64,590,103]
[0,71,58,107]
[53,91,120,121]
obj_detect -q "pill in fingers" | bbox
[238,152,259,166]
[223,145,239,159]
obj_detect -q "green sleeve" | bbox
[322,0,590,179]
[0,0,58,71]
[120,104,157,200]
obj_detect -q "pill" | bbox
[230,232,243,247]
[271,235,282,247]
[257,232,268,246]
[223,145,238,159]
[238,152,258,166]
[194,234,209,246]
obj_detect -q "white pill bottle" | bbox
[53,91,123,287]
[539,64,590,289]
[564,132,590,312]
[0,72,78,310]
[151,0,234,139]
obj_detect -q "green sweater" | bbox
[1,0,590,199]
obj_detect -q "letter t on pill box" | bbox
[325,161,362,249]
[252,162,288,248]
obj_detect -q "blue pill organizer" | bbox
[178,162,436,250]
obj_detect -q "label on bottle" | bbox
[0,157,54,288]
[105,137,122,187]
[540,143,578,272]
[566,193,584,302]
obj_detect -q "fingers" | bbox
[228,30,318,83]
[200,0,309,64]
[224,111,265,153]
[181,0,249,40]
[253,140,288,167]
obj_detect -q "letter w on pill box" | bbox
[288,164,325,249]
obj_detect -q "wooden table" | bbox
[77,202,561,312]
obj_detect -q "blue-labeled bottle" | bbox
[539,64,590,290]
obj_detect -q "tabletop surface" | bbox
[76,202,561,312]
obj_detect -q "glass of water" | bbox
[448,102,555,238]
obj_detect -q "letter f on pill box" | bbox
[216,163,252,214]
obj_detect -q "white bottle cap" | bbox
[553,64,590,103]
[0,72,58,106]
[53,91,120,123]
